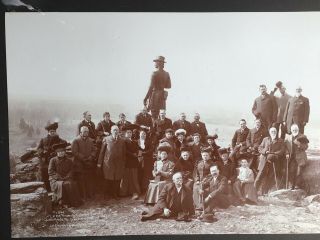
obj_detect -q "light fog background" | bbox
[5,12,320,149]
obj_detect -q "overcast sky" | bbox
[5,12,320,123]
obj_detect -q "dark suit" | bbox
[77,120,96,140]
[135,112,153,129]
[252,93,278,129]
[141,182,194,221]
[144,69,171,118]
[255,137,285,194]
[283,95,310,134]
[174,139,188,159]
[246,127,268,172]
[203,175,230,212]
[96,120,115,136]
[188,142,205,164]
[154,117,173,140]
[116,120,132,137]
[230,127,250,162]
[172,120,192,136]
[190,121,208,141]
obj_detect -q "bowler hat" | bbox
[153,56,166,63]
[45,122,58,131]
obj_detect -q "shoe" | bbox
[141,210,148,215]
[141,216,148,222]
[132,193,139,200]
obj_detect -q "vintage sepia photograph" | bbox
[5,12,320,237]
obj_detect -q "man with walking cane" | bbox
[254,127,285,195]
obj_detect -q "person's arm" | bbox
[97,141,106,167]
[208,177,228,198]
[231,131,237,148]
[272,96,278,123]
[258,138,267,155]
[252,99,259,117]
[304,97,310,124]
[157,184,169,209]
[144,74,155,105]
[283,101,290,123]
[48,158,59,180]
[203,123,208,136]
[159,161,175,179]
[71,139,84,160]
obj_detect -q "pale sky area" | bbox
[5,12,320,125]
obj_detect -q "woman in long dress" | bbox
[144,145,175,204]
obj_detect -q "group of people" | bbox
[35,55,311,223]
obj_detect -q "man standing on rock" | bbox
[283,86,310,134]
[252,84,278,130]
[37,122,66,192]
[48,142,81,207]
[254,127,285,195]
[143,56,171,122]
[97,125,126,200]
[77,111,96,140]
[72,126,97,200]
[284,124,309,190]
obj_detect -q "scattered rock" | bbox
[304,194,320,204]
[307,202,320,214]
[10,182,45,194]
[75,229,92,235]
[14,157,40,183]
[268,189,306,201]
[11,187,52,230]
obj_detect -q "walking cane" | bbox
[272,162,279,190]
[286,155,289,189]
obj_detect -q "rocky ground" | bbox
[11,191,320,237]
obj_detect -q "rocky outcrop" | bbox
[13,157,40,183]
[268,189,306,201]
[11,182,52,230]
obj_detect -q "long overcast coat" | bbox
[98,135,126,180]
[252,93,277,129]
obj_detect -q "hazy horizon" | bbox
[5,12,320,127]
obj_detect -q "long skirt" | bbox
[233,180,258,203]
[144,180,167,204]
[120,168,141,196]
[50,179,80,206]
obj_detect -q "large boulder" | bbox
[14,157,40,183]
[302,158,320,195]
[11,185,52,230]
[304,194,320,204]
[268,189,306,201]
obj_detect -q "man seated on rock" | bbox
[284,124,309,190]
[254,127,285,195]
[48,142,81,207]
[141,172,194,222]
[233,159,258,205]
[217,148,237,198]
[193,148,215,210]
[199,165,230,215]
[229,119,250,166]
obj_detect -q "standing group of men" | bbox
[35,56,311,224]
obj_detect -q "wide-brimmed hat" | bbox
[175,129,187,136]
[45,122,58,131]
[206,134,218,140]
[153,56,166,63]
[218,147,229,155]
[201,146,212,153]
[52,142,69,151]
[157,145,172,153]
